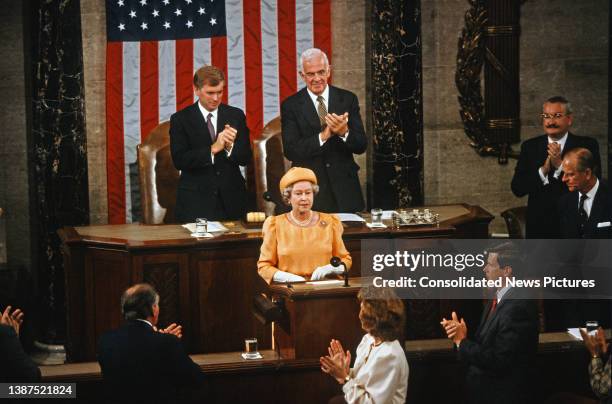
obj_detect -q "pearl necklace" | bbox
[290,210,313,227]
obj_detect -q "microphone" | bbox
[330,257,349,287]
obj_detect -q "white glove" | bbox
[310,264,344,281]
[272,270,306,283]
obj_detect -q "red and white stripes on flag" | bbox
[106,0,332,224]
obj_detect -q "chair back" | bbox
[137,121,179,224]
[253,117,291,216]
[500,206,527,239]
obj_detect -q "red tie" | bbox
[487,299,497,319]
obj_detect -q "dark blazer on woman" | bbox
[170,102,252,222]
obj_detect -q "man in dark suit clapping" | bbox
[511,96,600,238]
[441,243,539,404]
[97,284,203,403]
[170,65,252,222]
[281,48,367,213]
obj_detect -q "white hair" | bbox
[299,48,329,72]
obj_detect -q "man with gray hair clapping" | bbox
[97,283,203,403]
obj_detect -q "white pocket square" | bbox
[597,221,611,228]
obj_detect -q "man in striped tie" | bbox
[170,65,252,223]
[281,48,367,213]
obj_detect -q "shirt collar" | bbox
[547,132,568,149]
[306,85,329,105]
[497,285,511,302]
[135,318,153,328]
[197,101,218,120]
[582,178,600,200]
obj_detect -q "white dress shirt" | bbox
[538,132,568,185]
[578,178,599,218]
[342,333,409,404]
[197,102,233,162]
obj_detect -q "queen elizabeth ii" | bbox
[257,167,352,283]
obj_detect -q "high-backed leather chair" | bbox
[500,206,527,239]
[253,117,291,216]
[137,121,179,224]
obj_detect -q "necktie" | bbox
[316,96,327,129]
[485,298,497,322]
[578,193,588,237]
[206,113,216,142]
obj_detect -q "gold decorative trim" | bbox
[484,25,520,36]
[486,118,521,129]
[456,0,522,163]
[455,0,487,153]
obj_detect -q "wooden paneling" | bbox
[192,245,268,353]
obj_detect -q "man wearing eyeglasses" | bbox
[511,96,600,238]
[280,48,367,213]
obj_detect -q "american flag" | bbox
[106,0,332,223]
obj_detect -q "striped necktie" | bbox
[317,95,327,129]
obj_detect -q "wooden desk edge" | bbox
[41,331,608,382]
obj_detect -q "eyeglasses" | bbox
[303,69,328,79]
[540,113,567,120]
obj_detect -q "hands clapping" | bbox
[320,112,349,142]
[320,339,351,384]
[547,142,562,170]
[1,306,24,336]
[325,112,349,136]
[211,124,237,154]
[440,311,468,345]
[580,327,608,358]
[155,323,183,339]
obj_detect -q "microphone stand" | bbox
[330,256,349,287]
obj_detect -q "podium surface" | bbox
[267,278,370,360]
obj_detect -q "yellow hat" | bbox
[279,167,318,192]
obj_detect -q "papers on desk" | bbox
[305,280,345,286]
[335,211,397,222]
[567,328,597,341]
[182,221,229,234]
[336,213,365,222]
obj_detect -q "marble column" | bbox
[30,0,89,343]
[371,0,424,209]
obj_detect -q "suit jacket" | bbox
[281,86,367,213]
[170,102,252,222]
[458,289,539,404]
[0,324,41,382]
[511,133,600,238]
[559,180,612,239]
[97,320,204,403]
